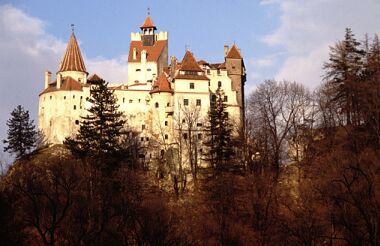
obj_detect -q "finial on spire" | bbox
[147,7,151,15]
[71,24,75,33]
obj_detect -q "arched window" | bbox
[155,102,159,108]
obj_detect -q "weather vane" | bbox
[147,7,151,15]
[71,24,75,33]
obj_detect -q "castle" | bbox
[38,15,246,163]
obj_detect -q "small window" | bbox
[136,69,141,72]
[197,123,203,127]
[165,134,168,140]
[141,137,144,142]
[139,99,141,103]
[75,120,79,125]
[208,81,210,86]
[73,105,76,110]
[217,70,221,76]
[167,102,170,107]
[147,68,151,71]
[50,96,52,100]
[123,98,125,103]
[165,121,168,126]
[73,95,75,99]
[161,150,165,157]
[64,96,66,100]
[196,99,201,106]
[200,148,203,154]
[212,95,216,102]
[129,99,133,103]
[142,124,145,130]
[80,96,83,99]
[78,78,81,82]
[184,99,189,106]
[207,69,210,75]
[182,119,186,123]
[190,83,194,89]
[218,81,222,87]
[183,133,188,139]
[198,133,202,140]
[155,102,159,108]
[146,137,149,141]
[224,96,228,102]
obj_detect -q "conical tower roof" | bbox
[140,15,157,30]
[59,33,87,73]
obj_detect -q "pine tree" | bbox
[323,28,365,125]
[3,105,37,159]
[203,87,234,171]
[65,80,126,169]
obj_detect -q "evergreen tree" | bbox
[323,28,365,125]
[203,87,234,171]
[3,105,37,159]
[65,80,126,169]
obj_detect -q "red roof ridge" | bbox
[59,33,87,73]
[140,15,156,29]
[226,44,242,59]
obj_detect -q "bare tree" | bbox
[247,80,312,173]
[173,100,204,189]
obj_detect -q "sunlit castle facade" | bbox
[38,15,246,161]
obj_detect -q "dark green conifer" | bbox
[3,105,37,159]
[65,80,126,170]
[203,87,234,171]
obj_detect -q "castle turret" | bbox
[57,31,88,84]
[140,15,157,46]
[128,15,168,85]
[225,44,246,126]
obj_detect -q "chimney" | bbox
[170,56,177,78]
[224,45,229,57]
[57,74,62,89]
[141,50,147,63]
[133,48,137,60]
[44,71,51,89]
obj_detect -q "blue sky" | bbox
[0,0,379,165]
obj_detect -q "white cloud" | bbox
[86,55,128,83]
[260,0,380,89]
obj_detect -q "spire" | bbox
[59,32,87,73]
[140,15,157,30]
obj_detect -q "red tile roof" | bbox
[59,33,87,73]
[175,74,209,81]
[40,76,83,95]
[140,15,156,30]
[198,60,209,65]
[150,73,173,94]
[179,51,203,72]
[87,73,103,83]
[218,63,226,69]
[128,40,167,62]
[226,44,242,59]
